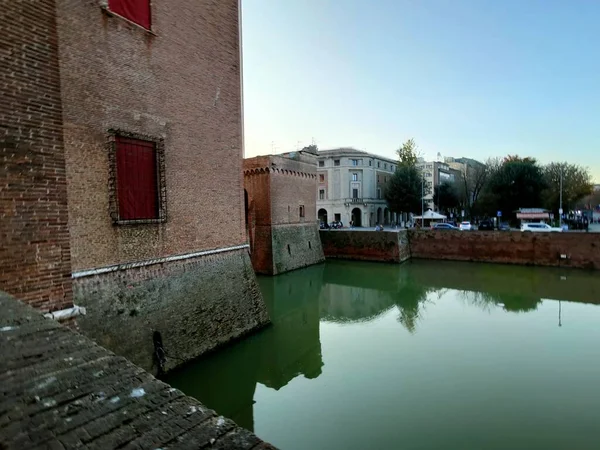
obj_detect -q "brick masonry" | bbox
[0,291,275,449]
[0,0,74,312]
[320,229,600,270]
[320,230,411,264]
[55,0,247,271]
[244,152,325,275]
[49,0,272,366]
[74,248,270,375]
[409,230,600,269]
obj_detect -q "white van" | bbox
[520,222,562,233]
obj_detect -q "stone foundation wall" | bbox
[319,230,411,263]
[409,230,600,269]
[272,224,325,275]
[73,248,270,375]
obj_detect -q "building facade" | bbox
[244,151,324,275]
[416,159,456,210]
[316,148,398,227]
[1,0,74,313]
[2,0,270,374]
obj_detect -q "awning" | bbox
[517,212,550,219]
[413,210,447,220]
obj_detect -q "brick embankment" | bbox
[409,230,600,269]
[319,230,410,263]
[0,292,275,450]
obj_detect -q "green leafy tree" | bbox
[385,165,422,214]
[433,181,460,214]
[396,139,418,168]
[484,157,547,218]
[386,139,422,216]
[542,162,593,213]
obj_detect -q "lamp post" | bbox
[559,167,563,228]
[421,171,424,224]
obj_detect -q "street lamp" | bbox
[559,167,563,227]
[421,171,424,222]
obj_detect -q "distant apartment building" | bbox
[416,159,456,210]
[444,156,486,176]
[316,148,398,227]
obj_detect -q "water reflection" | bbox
[166,259,600,436]
[319,262,431,333]
[166,264,325,431]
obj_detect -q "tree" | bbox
[459,161,489,214]
[542,162,593,213]
[433,182,460,214]
[396,139,418,168]
[503,155,536,164]
[385,165,422,214]
[484,158,547,218]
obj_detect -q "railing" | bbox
[344,197,387,204]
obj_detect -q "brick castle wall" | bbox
[244,152,324,275]
[243,157,273,274]
[320,230,411,263]
[409,230,600,269]
[321,229,599,270]
[0,0,73,312]
[56,0,246,271]
[74,248,269,375]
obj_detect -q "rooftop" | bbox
[318,148,397,164]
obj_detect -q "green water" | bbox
[166,260,600,450]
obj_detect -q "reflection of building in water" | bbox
[257,268,324,389]
[319,284,396,323]
[165,264,325,432]
[319,261,431,333]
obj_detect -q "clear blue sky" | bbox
[241,0,600,181]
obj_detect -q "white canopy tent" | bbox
[412,210,447,220]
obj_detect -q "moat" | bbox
[166,260,600,450]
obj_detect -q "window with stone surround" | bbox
[107,0,151,29]
[108,130,166,225]
[319,189,325,200]
[299,205,305,218]
[319,174,325,182]
[319,160,324,167]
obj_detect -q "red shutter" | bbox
[116,137,158,220]
[108,0,151,29]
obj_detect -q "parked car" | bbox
[521,222,563,233]
[478,220,494,231]
[432,223,460,231]
[459,221,472,231]
[498,222,511,231]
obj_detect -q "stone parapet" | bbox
[0,291,275,449]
